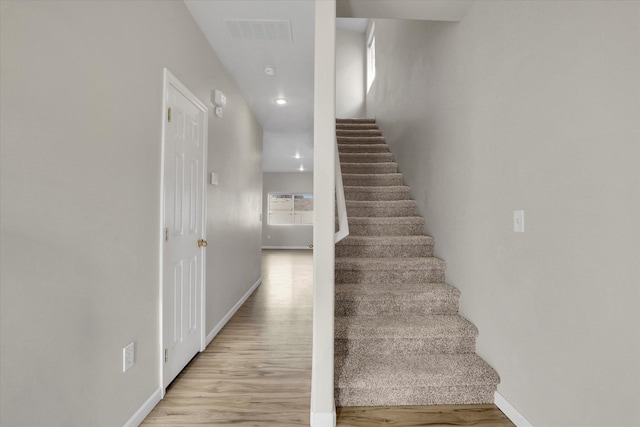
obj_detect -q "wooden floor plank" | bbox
[142,250,514,427]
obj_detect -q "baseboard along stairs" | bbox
[334,118,500,407]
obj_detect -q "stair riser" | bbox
[337,137,386,144]
[339,153,394,163]
[345,191,411,201]
[335,337,476,356]
[337,130,383,137]
[342,174,403,186]
[338,144,389,153]
[341,163,397,174]
[336,244,433,258]
[336,124,379,130]
[347,224,424,236]
[337,118,376,124]
[346,206,416,217]
[335,269,445,284]
[335,298,458,316]
[335,386,497,407]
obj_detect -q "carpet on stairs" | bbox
[334,117,500,407]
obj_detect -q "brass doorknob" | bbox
[198,239,208,247]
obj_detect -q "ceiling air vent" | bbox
[225,19,293,42]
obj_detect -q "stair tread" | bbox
[338,144,390,152]
[336,315,477,339]
[338,136,386,144]
[336,282,459,298]
[337,130,382,135]
[335,257,446,270]
[337,235,434,246]
[346,200,416,207]
[341,163,398,174]
[342,173,403,183]
[337,118,376,123]
[335,353,500,389]
[346,200,416,217]
[341,161,397,166]
[348,216,424,224]
[336,124,379,130]
[344,185,409,192]
[340,153,393,159]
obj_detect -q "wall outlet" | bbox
[123,342,135,372]
[513,210,525,233]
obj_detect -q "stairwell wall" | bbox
[336,26,366,118]
[366,3,640,427]
[0,1,262,426]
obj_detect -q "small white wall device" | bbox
[209,171,219,186]
[212,90,226,107]
[212,89,226,118]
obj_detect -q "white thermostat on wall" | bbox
[212,89,226,108]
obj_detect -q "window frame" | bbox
[366,22,376,93]
[267,192,314,226]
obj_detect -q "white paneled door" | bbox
[162,70,208,389]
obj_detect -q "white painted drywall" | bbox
[262,173,314,248]
[336,27,366,118]
[337,0,473,21]
[311,1,337,425]
[366,2,640,426]
[0,1,262,426]
[263,131,314,172]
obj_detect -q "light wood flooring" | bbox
[142,249,514,426]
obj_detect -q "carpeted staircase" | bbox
[334,118,500,407]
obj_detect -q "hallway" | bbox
[143,250,313,425]
[142,249,513,426]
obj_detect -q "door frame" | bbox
[158,68,208,394]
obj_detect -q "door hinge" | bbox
[164,349,168,363]
[167,107,172,122]
[164,228,169,242]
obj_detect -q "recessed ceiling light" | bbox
[294,153,301,159]
[275,98,288,105]
[299,165,304,171]
[264,66,275,76]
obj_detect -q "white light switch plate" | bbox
[123,342,135,372]
[514,210,525,232]
[210,172,219,186]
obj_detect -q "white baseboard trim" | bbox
[495,391,533,427]
[262,246,312,250]
[123,387,162,427]
[310,409,336,427]
[205,276,263,346]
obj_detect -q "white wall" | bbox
[336,26,366,118]
[366,2,640,427]
[311,1,337,424]
[263,131,314,172]
[263,173,314,249]
[0,1,262,426]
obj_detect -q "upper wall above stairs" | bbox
[337,0,474,22]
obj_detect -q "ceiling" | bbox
[184,0,316,173]
[184,1,473,173]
